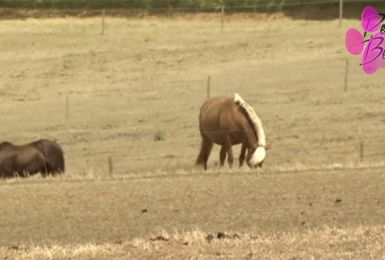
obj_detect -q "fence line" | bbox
[87,0,383,42]
[54,2,372,13]
[1,0,383,13]
[65,142,385,176]
[63,135,385,156]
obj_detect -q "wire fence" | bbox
[58,86,385,174]
[1,1,385,175]
[0,0,384,12]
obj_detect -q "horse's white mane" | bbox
[233,93,266,147]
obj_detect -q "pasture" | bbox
[1,14,385,258]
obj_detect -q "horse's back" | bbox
[199,96,244,145]
[200,96,235,126]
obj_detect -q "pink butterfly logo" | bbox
[346,5,385,74]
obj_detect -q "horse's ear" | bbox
[265,144,272,150]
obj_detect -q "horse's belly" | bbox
[205,132,243,146]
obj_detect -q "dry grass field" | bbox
[1,13,385,258]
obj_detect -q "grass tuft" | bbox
[154,130,166,142]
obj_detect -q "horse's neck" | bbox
[242,122,258,150]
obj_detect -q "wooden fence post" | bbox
[207,76,211,99]
[344,59,349,92]
[339,0,344,27]
[65,96,69,124]
[108,156,113,176]
[221,5,225,32]
[359,142,364,162]
[101,9,106,35]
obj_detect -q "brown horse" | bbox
[0,139,65,178]
[0,142,47,178]
[30,139,65,175]
[196,93,267,170]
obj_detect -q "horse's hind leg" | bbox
[196,135,213,170]
[224,136,234,168]
[41,161,49,178]
[220,146,227,167]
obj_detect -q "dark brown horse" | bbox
[31,139,65,175]
[0,142,47,178]
[0,139,65,178]
[196,93,267,170]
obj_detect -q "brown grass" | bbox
[2,226,385,259]
[1,167,385,257]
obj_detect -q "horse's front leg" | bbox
[239,142,247,167]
